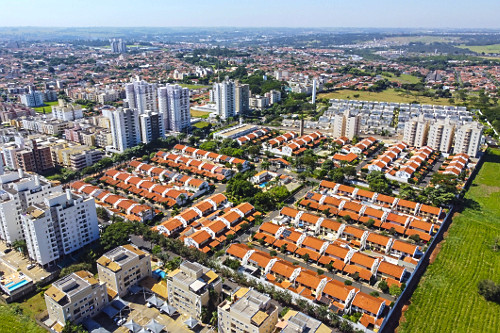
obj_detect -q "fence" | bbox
[379,152,485,333]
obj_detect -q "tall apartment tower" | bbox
[16,139,54,174]
[332,110,360,140]
[453,122,483,157]
[110,39,127,54]
[213,79,236,120]
[139,111,165,144]
[311,79,317,104]
[235,82,250,115]
[158,84,191,132]
[403,115,429,147]
[427,118,455,153]
[22,190,99,267]
[0,170,61,244]
[125,78,158,114]
[103,108,141,152]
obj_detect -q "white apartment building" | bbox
[235,83,250,114]
[103,107,141,152]
[427,118,455,153]
[97,244,151,297]
[213,79,236,120]
[453,122,483,157]
[158,84,191,132]
[0,170,61,244]
[51,103,84,121]
[167,261,222,319]
[139,111,165,144]
[20,90,44,107]
[332,110,360,140]
[218,288,278,333]
[403,115,429,147]
[125,78,158,114]
[22,190,99,267]
[45,270,108,327]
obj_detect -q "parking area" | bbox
[0,241,51,282]
[93,288,214,333]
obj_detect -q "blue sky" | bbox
[1,0,498,28]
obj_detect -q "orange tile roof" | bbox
[392,240,418,255]
[377,261,405,279]
[226,243,250,259]
[352,292,385,316]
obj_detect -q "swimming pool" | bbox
[7,279,29,291]
[259,182,268,188]
[153,269,166,279]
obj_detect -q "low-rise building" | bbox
[167,261,221,319]
[97,244,151,298]
[45,270,108,327]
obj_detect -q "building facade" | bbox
[213,79,236,120]
[158,84,191,132]
[103,108,141,152]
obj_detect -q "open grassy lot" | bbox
[193,121,211,129]
[178,83,211,90]
[190,109,211,119]
[317,88,455,105]
[33,101,59,114]
[399,149,500,333]
[458,44,500,54]
[0,304,45,333]
[382,73,422,85]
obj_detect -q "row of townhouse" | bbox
[70,181,154,222]
[153,193,229,237]
[172,144,251,171]
[235,127,271,146]
[226,243,388,329]
[183,202,259,253]
[440,153,469,177]
[317,180,443,223]
[128,160,210,197]
[349,137,377,155]
[265,131,298,148]
[300,189,437,243]
[255,220,410,287]
[102,169,190,206]
[367,142,408,172]
[392,146,435,182]
[153,151,232,181]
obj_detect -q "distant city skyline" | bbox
[1,0,499,29]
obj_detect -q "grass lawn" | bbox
[317,88,455,106]
[33,101,59,114]
[382,73,422,85]
[191,109,211,119]
[0,304,45,333]
[399,149,500,333]
[178,83,211,90]
[193,121,211,129]
[458,44,500,54]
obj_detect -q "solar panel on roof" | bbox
[282,230,292,238]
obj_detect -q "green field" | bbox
[317,88,455,106]
[399,149,500,333]
[193,121,211,129]
[382,73,422,85]
[178,83,211,90]
[33,101,59,114]
[191,109,211,119]
[458,44,500,54]
[0,304,45,333]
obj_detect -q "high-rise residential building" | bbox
[213,79,236,120]
[280,311,332,333]
[332,110,360,140]
[0,170,61,244]
[20,86,44,107]
[158,84,191,132]
[453,122,483,157]
[97,244,151,298]
[311,78,317,104]
[110,38,127,54]
[125,78,158,114]
[218,288,278,333]
[51,101,83,121]
[103,108,141,152]
[167,261,222,319]
[265,90,282,105]
[235,82,250,115]
[427,118,455,153]
[22,190,99,267]
[139,111,165,144]
[45,270,108,327]
[16,139,54,173]
[403,115,429,147]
